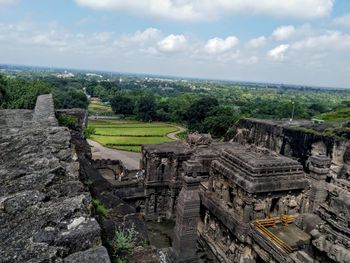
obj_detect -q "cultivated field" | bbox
[88,98,114,115]
[88,119,181,152]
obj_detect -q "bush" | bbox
[92,198,109,217]
[110,223,138,262]
[83,127,96,138]
[58,114,77,129]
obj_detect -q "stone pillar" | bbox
[308,155,331,212]
[172,160,202,263]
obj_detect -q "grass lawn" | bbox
[88,118,181,152]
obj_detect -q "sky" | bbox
[0,0,350,88]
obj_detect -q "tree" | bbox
[202,106,240,137]
[135,93,157,121]
[53,87,88,109]
[111,93,134,115]
[168,93,195,123]
[185,97,219,131]
[0,74,7,106]
[4,78,51,109]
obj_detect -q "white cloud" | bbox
[1,21,350,88]
[204,36,239,54]
[246,36,267,48]
[157,34,187,53]
[74,0,334,21]
[292,31,350,50]
[124,28,161,44]
[333,14,350,28]
[272,25,295,41]
[114,28,161,48]
[268,44,289,61]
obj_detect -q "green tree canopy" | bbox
[111,92,135,115]
[134,93,157,121]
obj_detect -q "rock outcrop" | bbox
[230,118,350,178]
[0,94,110,262]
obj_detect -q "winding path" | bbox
[167,126,187,140]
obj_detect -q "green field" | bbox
[89,119,180,152]
[88,99,114,115]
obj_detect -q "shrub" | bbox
[58,114,77,129]
[92,198,109,217]
[110,223,138,262]
[83,127,96,139]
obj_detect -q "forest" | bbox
[85,78,350,137]
[1,72,350,138]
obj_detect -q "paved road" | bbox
[167,126,187,140]
[87,139,141,170]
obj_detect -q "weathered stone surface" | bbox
[143,129,350,263]
[129,246,160,263]
[64,246,110,263]
[230,118,350,178]
[0,95,109,262]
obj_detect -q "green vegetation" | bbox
[289,124,350,141]
[88,98,114,115]
[176,130,188,140]
[110,224,138,263]
[92,198,109,217]
[1,67,350,140]
[0,76,51,109]
[83,127,96,139]
[89,119,177,152]
[315,105,350,122]
[58,114,77,129]
[0,74,88,110]
[89,79,350,138]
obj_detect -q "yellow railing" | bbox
[280,214,296,226]
[255,215,296,254]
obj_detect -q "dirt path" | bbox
[87,139,141,170]
[167,126,187,140]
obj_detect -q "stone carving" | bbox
[142,119,350,263]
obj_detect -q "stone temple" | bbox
[1,95,350,263]
[141,132,350,263]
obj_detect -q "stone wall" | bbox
[0,95,110,262]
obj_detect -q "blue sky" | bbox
[1,0,350,88]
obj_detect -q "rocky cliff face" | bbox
[0,95,110,262]
[230,118,350,178]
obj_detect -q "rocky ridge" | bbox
[0,94,110,262]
